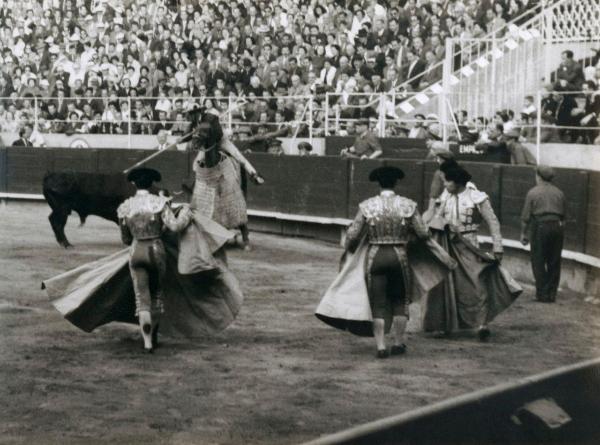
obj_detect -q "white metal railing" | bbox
[1,90,599,153]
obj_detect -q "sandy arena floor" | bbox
[1,202,600,445]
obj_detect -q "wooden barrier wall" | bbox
[0,147,597,258]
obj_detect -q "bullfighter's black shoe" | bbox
[478,327,491,342]
[376,349,389,359]
[152,324,160,348]
[391,344,407,355]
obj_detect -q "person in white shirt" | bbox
[319,58,337,87]
[155,130,170,151]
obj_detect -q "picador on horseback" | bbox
[176,106,264,250]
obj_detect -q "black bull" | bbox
[43,172,136,248]
[42,169,249,248]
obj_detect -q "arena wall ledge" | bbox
[0,147,598,296]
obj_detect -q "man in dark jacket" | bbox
[12,124,33,147]
[578,80,600,144]
[554,50,585,92]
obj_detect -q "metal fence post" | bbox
[228,95,233,133]
[128,96,132,149]
[34,96,39,132]
[325,92,329,136]
[535,89,541,163]
[379,93,385,137]
[441,38,453,144]
[308,95,314,142]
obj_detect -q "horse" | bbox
[184,109,253,249]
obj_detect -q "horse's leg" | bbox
[240,224,251,250]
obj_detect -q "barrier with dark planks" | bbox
[300,357,600,445]
[0,146,598,257]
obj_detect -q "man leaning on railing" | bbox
[340,119,383,159]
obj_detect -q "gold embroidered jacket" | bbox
[117,191,192,244]
[435,188,503,253]
[345,191,430,251]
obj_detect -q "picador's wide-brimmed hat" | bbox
[369,166,405,183]
[127,167,161,184]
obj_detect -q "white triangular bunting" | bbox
[504,38,519,50]
[430,83,443,94]
[415,93,429,104]
[475,57,489,67]
[398,101,414,113]
[519,29,533,40]
[492,48,504,59]
[461,65,475,77]
[449,75,460,85]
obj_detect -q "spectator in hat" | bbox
[521,166,566,303]
[266,137,284,155]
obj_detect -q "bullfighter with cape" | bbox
[421,166,522,340]
[42,168,244,351]
[316,166,456,358]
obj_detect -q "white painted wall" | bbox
[0,132,326,155]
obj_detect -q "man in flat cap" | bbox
[266,138,284,155]
[521,166,566,302]
[317,166,455,359]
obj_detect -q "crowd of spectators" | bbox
[0,0,542,142]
